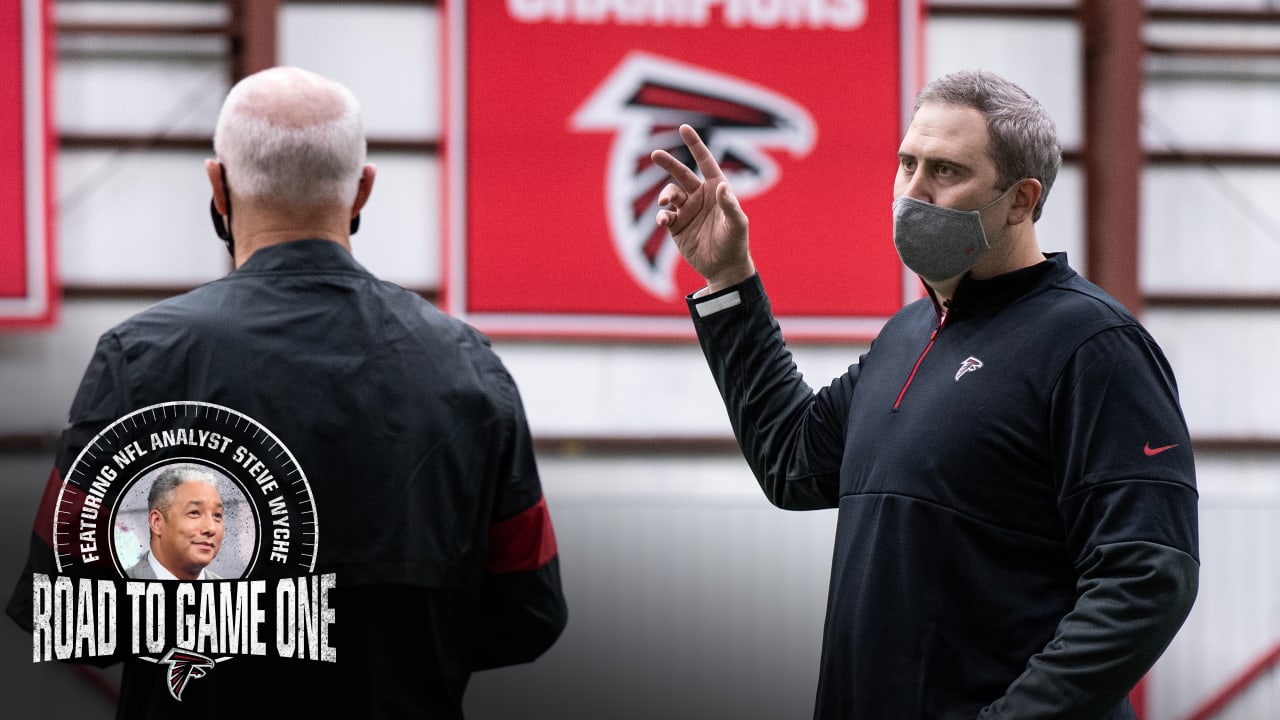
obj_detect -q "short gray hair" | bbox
[148,464,220,514]
[915,69,1061,222]
[213,66,366,209]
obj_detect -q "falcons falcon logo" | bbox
[573,52,815,300]
[159,647,216,701]
[955,356,984,381]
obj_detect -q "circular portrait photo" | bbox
[112,461,256,580]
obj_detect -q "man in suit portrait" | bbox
[126,464,224,581]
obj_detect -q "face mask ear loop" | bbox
[979,180,1023,214]
[974,181,1026,251]
[210,164,234,257]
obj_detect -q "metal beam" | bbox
[230,0,279,80]
[1080,0,1145,315]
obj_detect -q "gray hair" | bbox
[148,464,221,514]
[915,68,1061,222]
[213,66,366,208]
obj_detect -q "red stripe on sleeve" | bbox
[485,495,558,574]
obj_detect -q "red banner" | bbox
[445,0,921,339]
[0,0,55,328]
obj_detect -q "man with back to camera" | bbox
[8,65,567,718]
[650,68,1199,719]
[126,464,225,581]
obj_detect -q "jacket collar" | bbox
[232,238,365,275]
[930,252,1075,319]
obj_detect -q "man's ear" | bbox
[206,159,229,215]
[148,508,164,537]
[1006,178,1042,225]
[350,164,377,227]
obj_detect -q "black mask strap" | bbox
[210,164,234,257]
[212,166,361,249]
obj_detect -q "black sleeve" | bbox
[688,275,846,510]
[981,325,1200,718]
[468,365,567,670]
[979,542,1198,719]
[470,556,568,671]
[7,332,132,667]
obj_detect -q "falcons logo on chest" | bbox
[955,356,984,381]
[573,52,814,300]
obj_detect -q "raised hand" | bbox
[651,124,755,294]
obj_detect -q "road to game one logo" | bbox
[573,51,815,301]
[30,401,335,699]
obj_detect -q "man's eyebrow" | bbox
[897,149,962,162]
[905,152,974,172]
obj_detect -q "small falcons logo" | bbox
[955,356,984,381]
[160,648,216,700]
[572,52,815,300]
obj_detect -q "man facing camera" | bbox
[652,68,1199,719]
[126,464,224,581]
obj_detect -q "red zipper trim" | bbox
[894,306,949,410]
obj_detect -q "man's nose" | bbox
[900,172,931,203]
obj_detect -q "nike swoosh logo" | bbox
[1144,443,1178,457]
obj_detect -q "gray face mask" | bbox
[892,187,1014,282]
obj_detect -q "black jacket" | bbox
[689,254,1199,719]
[8,239,567,719]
